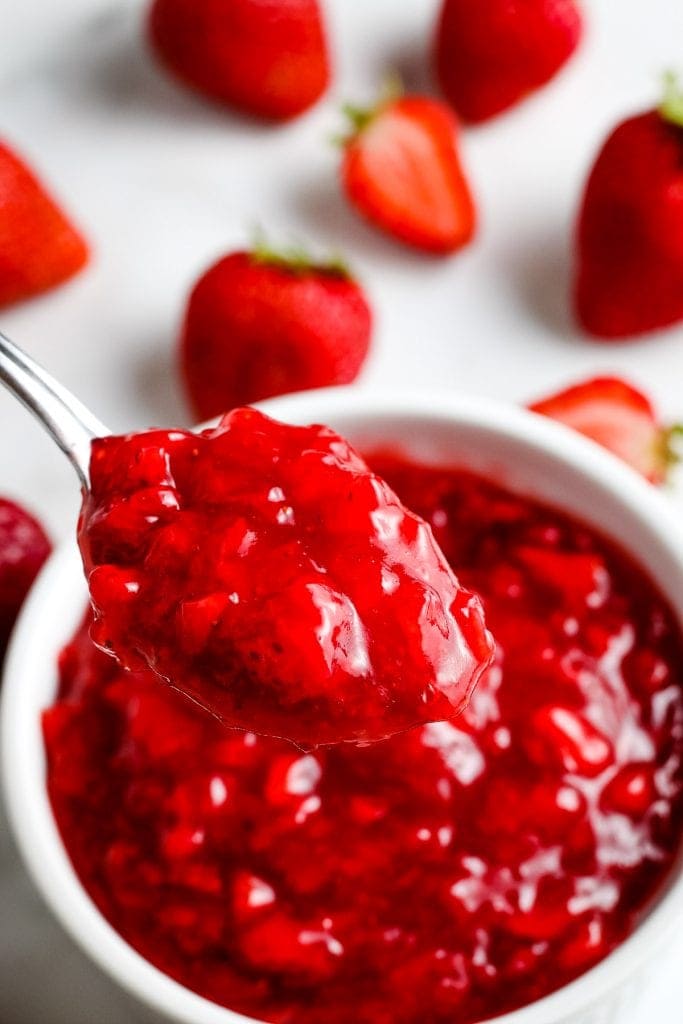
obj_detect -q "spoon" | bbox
[0,329,107,490]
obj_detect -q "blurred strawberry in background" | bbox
[574,75,683,339]
[434,0,582,122]
[0,142,88,308]
[181,240,372,420]
[0,498,51,662]
[148,0,330,120]
[529,376,682,484]
[339,91,476,253]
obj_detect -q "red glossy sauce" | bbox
[46,454,683,1023]
[78,409,492,746]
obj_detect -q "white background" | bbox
[1,0,683,1020]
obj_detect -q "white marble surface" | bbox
[1,0,683,1020]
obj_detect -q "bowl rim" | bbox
[3,385,683,1024]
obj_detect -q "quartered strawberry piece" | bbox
[529,376,682,484]
[340,93,476,254]
[0,142,88,308]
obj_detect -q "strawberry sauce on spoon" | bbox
[0,332,493,746]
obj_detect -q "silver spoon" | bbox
[0,330,108,490]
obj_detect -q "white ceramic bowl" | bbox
[3,388,683,1024]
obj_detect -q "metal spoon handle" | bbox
[0,330,109,489]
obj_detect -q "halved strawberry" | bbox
[529,376,682,484]
[0,142,88,308]
[339,92,476,254]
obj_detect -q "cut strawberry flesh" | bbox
[530,377,670,484]
[342,98,476,254]
[78,409,493,746]
[47,453,683,1023]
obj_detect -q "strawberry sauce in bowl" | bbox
[3,391,683,1024]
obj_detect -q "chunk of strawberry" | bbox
[527,706,614,777]
[600,763,658,818]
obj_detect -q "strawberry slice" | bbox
[340,92,476,254]
[529,376,682,484]
[0,142,88,308]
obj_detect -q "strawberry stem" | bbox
[251,231,350,279]
[341,103,376,135]
[337,75,404,144]
[660,71,683,128]
[660,423,683,480]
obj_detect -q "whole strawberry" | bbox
[575,76,683,338]
[0,143,88,308]
[0,498,51,660]
[340,91,476,254]
[529,376,682,484]
[181,242,372,421]
[434,0,582,123]
[148,0,330,120]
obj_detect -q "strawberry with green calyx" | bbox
[529,376,683,485]
[181,239,372,421]
[575,74,683,338]
[339,85,476,254]
[249,233,350,279]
